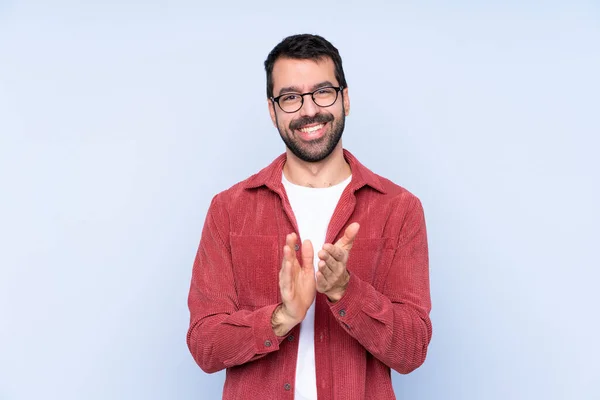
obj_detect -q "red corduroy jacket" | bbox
[187,149,432,400]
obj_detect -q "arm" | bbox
[186,196,289,373]
[325,197,432,374]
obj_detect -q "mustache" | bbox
[289,113,334,131]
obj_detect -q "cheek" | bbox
[282,116,296,130]
[332,108,345,122]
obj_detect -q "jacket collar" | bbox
[243,149,386,194]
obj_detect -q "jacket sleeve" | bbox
[328,196,432,374]
[186,195,287,373]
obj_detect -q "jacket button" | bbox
[287,335,294,342]
[294,244,300,251]
[284,383,291,391]
[264,340,272,347]
[339,309,346,317]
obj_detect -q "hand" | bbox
[273,233,316,336]
[316,222,360,302]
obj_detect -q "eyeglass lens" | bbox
[278,87,339,113]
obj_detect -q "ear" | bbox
[267,98,278,127]
[342,87,350,116]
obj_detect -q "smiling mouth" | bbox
[294,122,327,141]
[298,123,325,133]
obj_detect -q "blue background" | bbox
[1,1,598,399]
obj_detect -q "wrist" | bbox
[326,272,350,303]
[326,290,344,303]
[271,304,299,336]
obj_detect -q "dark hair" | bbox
[264,34,347,98]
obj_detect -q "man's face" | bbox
[268,57,350,163]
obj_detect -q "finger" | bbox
[286,232,297,252]
[322,243,345,263]
[282,244,292,265]
[280,258,292,294]
[315,270,329,293]
[319,247,344,276]
[334,222,360,251]
[317,259,333,279]
[322,249,343,277]
[282,244,293,270]
[283,233,297,264]
[301,239,314,270]
[317,248,330,261]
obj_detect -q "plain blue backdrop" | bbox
[1,1,599,399]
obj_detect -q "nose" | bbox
[298,94,319,117]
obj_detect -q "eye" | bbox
[281,94,299,103]
[314,87,336,98]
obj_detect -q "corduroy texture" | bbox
[187,149,432,400]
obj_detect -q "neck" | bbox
[283,143,351,188]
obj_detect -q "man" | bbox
[187,34,432,400]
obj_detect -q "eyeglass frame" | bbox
[270,85,345,113]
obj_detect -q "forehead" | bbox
[271,57,337,92]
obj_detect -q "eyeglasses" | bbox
[270,86,344,113]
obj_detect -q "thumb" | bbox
[335,222,360,251]
[301,239,314,269]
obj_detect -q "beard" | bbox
[276,108,346,163]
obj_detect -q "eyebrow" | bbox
[278,81,335,96]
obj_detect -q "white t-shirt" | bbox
[282,172,352,400]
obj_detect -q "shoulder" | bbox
[345,148,422,209]
[208,177,256,211]
[351,150,423,212]
[208,157,281,210]
[375,173,422,208]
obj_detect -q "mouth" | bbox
[295,122,327,141]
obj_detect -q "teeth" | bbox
[299,124,324,133]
